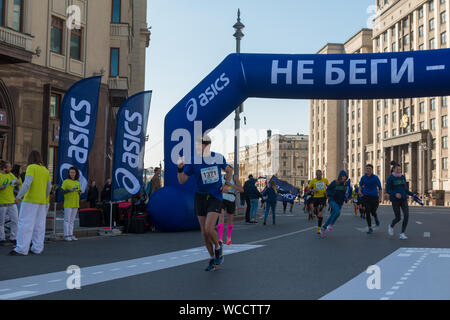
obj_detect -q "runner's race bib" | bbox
[200,166,219,185]
[316,182,325,190]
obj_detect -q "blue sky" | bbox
[144,0,375,167]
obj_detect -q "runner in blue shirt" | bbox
[359,164,383,234]
[177,134,232,271]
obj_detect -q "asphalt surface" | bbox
[0,203,449,300]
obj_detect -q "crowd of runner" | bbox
[174,134,422,272]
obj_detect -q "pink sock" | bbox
[218,224,224,241]
[227,224,233,240]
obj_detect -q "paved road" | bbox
[0,203,449,300]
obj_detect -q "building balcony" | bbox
[108,77,129,107]
[0,26,34,63]
[110,23,130,38]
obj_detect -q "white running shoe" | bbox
[388,225,394,236]
[64,237,72,242]
[71,235,78,241]
[399,233,408,240]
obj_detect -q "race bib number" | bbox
[200,166,219,185]
[316,182,325,190]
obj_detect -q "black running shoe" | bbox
[205,259,216,271]
[214,244,224,265]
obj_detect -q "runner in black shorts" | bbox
[178,134,232,271]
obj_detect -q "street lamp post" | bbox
[233,9,244,180]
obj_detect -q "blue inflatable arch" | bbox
[149,49,450,232]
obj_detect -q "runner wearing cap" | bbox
[177,135,232,271]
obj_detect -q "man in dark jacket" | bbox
[320,170,350,237]
[101,178,112,202]
[246,177,262,223]
[243,175,254,223]
[87,180,99,208]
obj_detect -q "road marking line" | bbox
[92,272,103,275]
[396,281,404,285]
[48,279,62,283]
[380,297,390,300]
[391,286,400,290]
[385,291,395,295]
[438,254,450,258]
[0,289,11,292]
[408,269,415,272]
[247,226,316,245]
[397,253,411,257]
[110,268,121,271]
[22,284,38,288]
[415,221,423,225]
[143,262,152,265]
[0,291,37,300]
[170,257,177,260]
[0,244,262,300]
[400,277,408,281]
[404,273,412,276]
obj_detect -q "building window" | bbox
[420,121,425,130]
[441,0,446,4]
[430,18,435,31]
[404,17,410,27]
[441,11,446,24]
[442,136,448,149]
[377,150,381,159]
[443,96,448,106]
[420,101,425,113]
[432,159,436,170]
[393,111,397,123]
[430,0,435,11]
[431,118,436,130]
[51,17,64,54]
[431,98,436,110]
[358,123,361,132]
[442,32,447,45]
[392,27,396,37]
[48,147,58,183]
[443,115,448,128]
[377,116,381,127]
[358,138,361,147]
[419,25,424,37]
[419,7,424,18]
[392,128,397,136]
[403,34,410,45]
[377,133,381,143]
[384,114,389,124]
[50,94,61,118]
[112,0,121,23]
[443,157,449,170]
[384,131,389,139]
[377,100,381,111]
[110,48,119,76]
[430,38,436,49]
[419,44,425,50]
[70,28,82,61]
[12,0,24,32]
[0,0,5,26]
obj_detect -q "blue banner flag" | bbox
[56,76,102,202]
[112,91,152,202]
[269,176,300,203]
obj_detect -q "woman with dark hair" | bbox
[61,167,81,241]
[0,161,20,246]
[386,161,416,240]
[11,151,51,256]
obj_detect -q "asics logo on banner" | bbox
[186,73,230,121]
[115,110,143,194]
